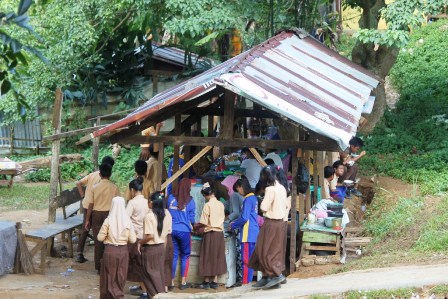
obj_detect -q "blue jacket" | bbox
[168,194,196,233]
[231,193,259,243]
[167,156,185,195]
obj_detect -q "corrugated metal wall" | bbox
[0,115,42,149]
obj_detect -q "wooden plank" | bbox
[25,214,84,240]
[161,146,212,191]
[172,114,181,193]
[313,150,318,206]
[156,142,164,190]
[249,148,267,167]
[208,115,214,137]
[92,117,101,171]
[121,135,339,151]
[304,245,338,252]
[290,147,298,273]
[42,125,106,142]
[302,231,338,244]
[318,151,325,201]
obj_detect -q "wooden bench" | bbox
[23,187,84,274]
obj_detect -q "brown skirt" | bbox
[281,221,288,273]
[127,239,143,282]
[100,245,129,299]
[164,234,173,286]
[141,244,165,297]
[198,231,227,277]
[249,218,286,277]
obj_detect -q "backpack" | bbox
[296,161,310,194]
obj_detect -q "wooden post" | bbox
[172,114,181,193]
[249,148,267,167]
[318,151,325,198]
[48,88,63,224]
[153,74,159,97]
[313,150,319,206]
[156,142,164,190]
[92,117,101,170]
[304,150,311,215]
[299,148,306,223]
[208,115,214,137]
[222,91,235,139]
[9,126,14,156]
[290,147,299,273]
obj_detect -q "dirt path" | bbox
[156,263,448,298]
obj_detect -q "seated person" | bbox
[321,166,335,200]
[330,161,346,203]
[264,149,283,169]
[340,137,365,196]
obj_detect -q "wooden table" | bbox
[299,220,342,262]
[0,169,19,188]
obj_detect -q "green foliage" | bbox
[0,183,51,211]
[26,158,94,182]
[336,34,357,59]
[354,0,448,47]
[344,288,418,299]
[364,195,423,241]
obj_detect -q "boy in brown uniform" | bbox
[85,163,121,272]
[145,146,167,194]
[75,156,115,263]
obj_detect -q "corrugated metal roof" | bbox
[151,42,215,70]
[94,30,380,149]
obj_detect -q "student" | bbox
[167,178,196,290]
[340,137,366,195]
[85,163,121,272]
[197,183,227,289]
[125,160,151,201]
[126,177,150,295]
[145,145,167,195]
[138,192,171,299]
[249,166,287,290]
[97,196,136,299]
[331,160,347,202]
[164,199,174,293]
[166,148,186,196]
[140,123,162,161]
[75,156,115,263]
[230,177,260,285]
[240,148,263,189]
[322,166,335,200]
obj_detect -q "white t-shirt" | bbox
[240,158,263,189]
[265,152,283,169]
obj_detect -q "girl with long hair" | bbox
[138,192,172,299]
[249,166,288,290]
[97,196,136,299]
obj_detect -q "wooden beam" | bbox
[92,117,101,171]
[249,148,267,167]
[290,147,299,273]
[172,114,181,193]
[304,151,312,215]
[313,150,319,207]
[222,91,235,139]
[108,90,222,144]
[208,115,214,137]
[118,135,340,151]
[161,146,212,190]
[43,125,107,143]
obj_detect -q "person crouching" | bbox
[97,196,136,299]
[197,182,227,289]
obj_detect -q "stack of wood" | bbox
[343,227,371,258]
[298,254,341,267]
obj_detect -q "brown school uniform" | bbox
[141,211,171,297]
[249,182,287,277]
[163,209,173,287]
[124,176,152,201]
[125,195,149,282]
[77,171,101,254]
[89,179,121,271]
[146,157,167,195]
[98,218,136,299]
[198,196,227,277]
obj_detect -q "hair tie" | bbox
[276,165,281,171]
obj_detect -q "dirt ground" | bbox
[0,176,436,298]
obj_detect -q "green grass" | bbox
[430,284,448,295]
[344,288,418,299]
[310,295,332,299]
[0,183,51,211]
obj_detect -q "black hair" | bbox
[129,176,144,192]
[349,137,364,147]
[259,166,276,189]
[324,166,335,179]
[273,167,290,197]
[241,148,250,154]
[99,163,112,178]
[101,156,115,167]
[333,160,344,169]
[149,145,158,158]
[150,191,166,236]
[201,184,214,197]
[134,160,148,176]
[264,158,275,166]
[233,176,252,195]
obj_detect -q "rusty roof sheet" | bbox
[93,30,380,149]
